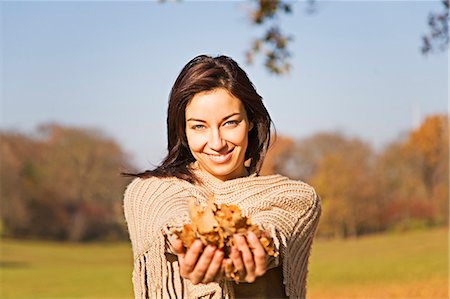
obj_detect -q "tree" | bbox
[37,124,133,241]
[273,132,350,182]
[273,132,381,238]
[0,124,133,241]
[246,0,449,74]
[260,135,294,175]
[373,114,448,230]
[271,114,449,238]
[422,0,450,54]
[374,142,430,230]
[162,1,448,74]
[244,0,314,74]
[0,132,42,237]
[405,114,449,225]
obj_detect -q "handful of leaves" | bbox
[173,195,277,260]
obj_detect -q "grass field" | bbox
[308,228,448,299]
[1,227,448,299]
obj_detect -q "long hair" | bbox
[129,55,273,183]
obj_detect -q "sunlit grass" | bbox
[308,227,449,299]
[1,241,133,299]
[1,228,448,298]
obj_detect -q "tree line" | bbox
[1,114,448,241]
[262,114,449,238]
[0,124,133,242]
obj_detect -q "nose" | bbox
[208,128,226,152]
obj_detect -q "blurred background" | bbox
[1,1,448,298]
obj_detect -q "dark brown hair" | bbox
[130,55,273,182]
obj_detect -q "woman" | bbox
[124,55,321,299]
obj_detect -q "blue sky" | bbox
[2,1,448,170]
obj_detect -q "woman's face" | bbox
[185,88,252,182]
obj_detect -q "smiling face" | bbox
[185,88,253,182]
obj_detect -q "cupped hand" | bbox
[224,231,267,283]
[172,239,224,285]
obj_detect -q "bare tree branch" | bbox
[245,0,315,75]
[422,0,449,54]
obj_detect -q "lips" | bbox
[206,150,233,164]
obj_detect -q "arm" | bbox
[243,181,321,297]
[123,177,192,298]
[284,191,321,297]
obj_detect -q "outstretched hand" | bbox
[223,231,267,283]
[172,231,267,285]
[172,239,224,285]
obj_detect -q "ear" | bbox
[248,122,254,131]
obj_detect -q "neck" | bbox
[191,162,249,183]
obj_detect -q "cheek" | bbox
[226,128,249,147]
[186,132,206,152]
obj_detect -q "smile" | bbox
[206,150,233,164]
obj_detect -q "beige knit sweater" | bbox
[123,168,321,299]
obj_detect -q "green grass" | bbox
[308,227,449,298]
[1,228,448,299]
[1,241,133,299]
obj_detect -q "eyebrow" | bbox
[186,112,241,122]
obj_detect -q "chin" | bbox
[206,164,244,180]
[195,153,246,180]
[208,167,234,178]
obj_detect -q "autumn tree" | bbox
[314,141,379,237]
[273,132,351,182]
[274,133,381,238]
[0,132,44,237]
[0,124,133,241]
[374,114,448,230]
[260,135,294,175]
[405,114,449,225]
[374,142,430,230]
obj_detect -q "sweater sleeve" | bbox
[284,188,321,298]
[249,180,321,298]
[123,177,192,298]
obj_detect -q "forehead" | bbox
[185,88,246,117]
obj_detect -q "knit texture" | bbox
[123,167,321,299]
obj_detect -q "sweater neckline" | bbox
[189,163,259,191]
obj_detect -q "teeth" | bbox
[209,154,229,163]
[207,152,232,163]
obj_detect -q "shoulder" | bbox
[123,176,191,209]
[124,175,192,193]
[123,176,195,238]
[278,175,317,199]
[255,174,317,198]
[124,176,169,199]
[254,174,320,211]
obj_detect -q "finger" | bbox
[230,246,246,281]
[202,249,224,283]
[223,258,234,280]
[172,238,185,255]
[247,232,266,276]
[180,240,203,277]
[234,234,256,282]
[190,245,217,284]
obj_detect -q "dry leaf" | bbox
[173,194,278,282]
[177,224,196,248]
[188,196,219,234]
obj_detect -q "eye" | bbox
[223,120,240,127]
[191,124,206,130]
